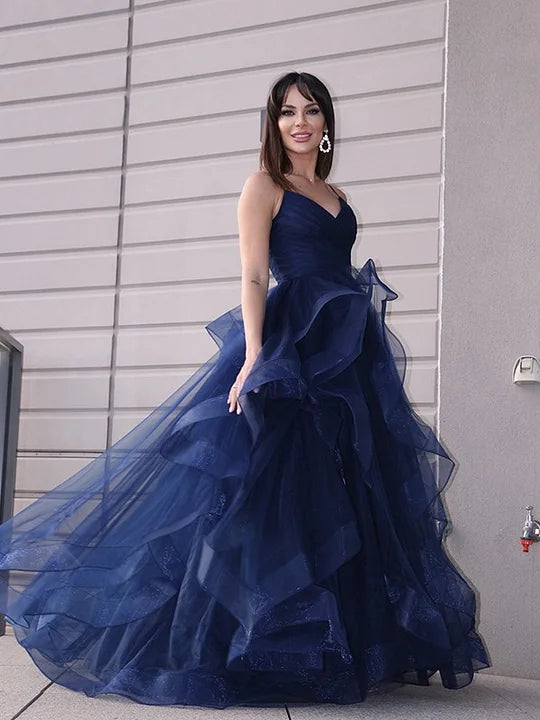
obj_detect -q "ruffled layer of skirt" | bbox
[0,258,490,707]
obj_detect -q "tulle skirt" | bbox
[0,258,490,707]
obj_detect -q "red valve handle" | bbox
[520,538,533,552]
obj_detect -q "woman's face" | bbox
[277,84,326,157]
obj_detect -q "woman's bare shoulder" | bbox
[242,170,281,195]
[240,171,282,214]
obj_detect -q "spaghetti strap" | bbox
[328,183,341,200]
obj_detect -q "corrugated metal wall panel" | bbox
[0,0,447,518]
[0,3,128,518]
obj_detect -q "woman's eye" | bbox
[280,108,320,116]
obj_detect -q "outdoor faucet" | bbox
[520,506,540,552]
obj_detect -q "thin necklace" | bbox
[290,172,316,184]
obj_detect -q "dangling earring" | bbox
[319,129,331,153]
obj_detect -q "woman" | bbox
[0,71,490,708]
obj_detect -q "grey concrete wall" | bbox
[442,0,540,679]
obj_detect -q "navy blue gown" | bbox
[0,188,490,707]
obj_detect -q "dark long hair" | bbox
[259,72,335,191]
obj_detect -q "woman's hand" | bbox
[227,354,260,414]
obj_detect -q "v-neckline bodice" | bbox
[282,189,345,221]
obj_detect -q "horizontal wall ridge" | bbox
[0,8,129,33]
[131,0,428,51]
[126,128,442,171]
[0,39,443,110]
[128,81,443,130]
[129,38,444,89]
[0,126,124,145]
[0,46,127,71]
[0,87,125,109]
[0,0,430,34]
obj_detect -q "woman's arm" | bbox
[227,171,275,414]
[238,171,273,357]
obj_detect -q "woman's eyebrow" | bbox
[281,102,319,108]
